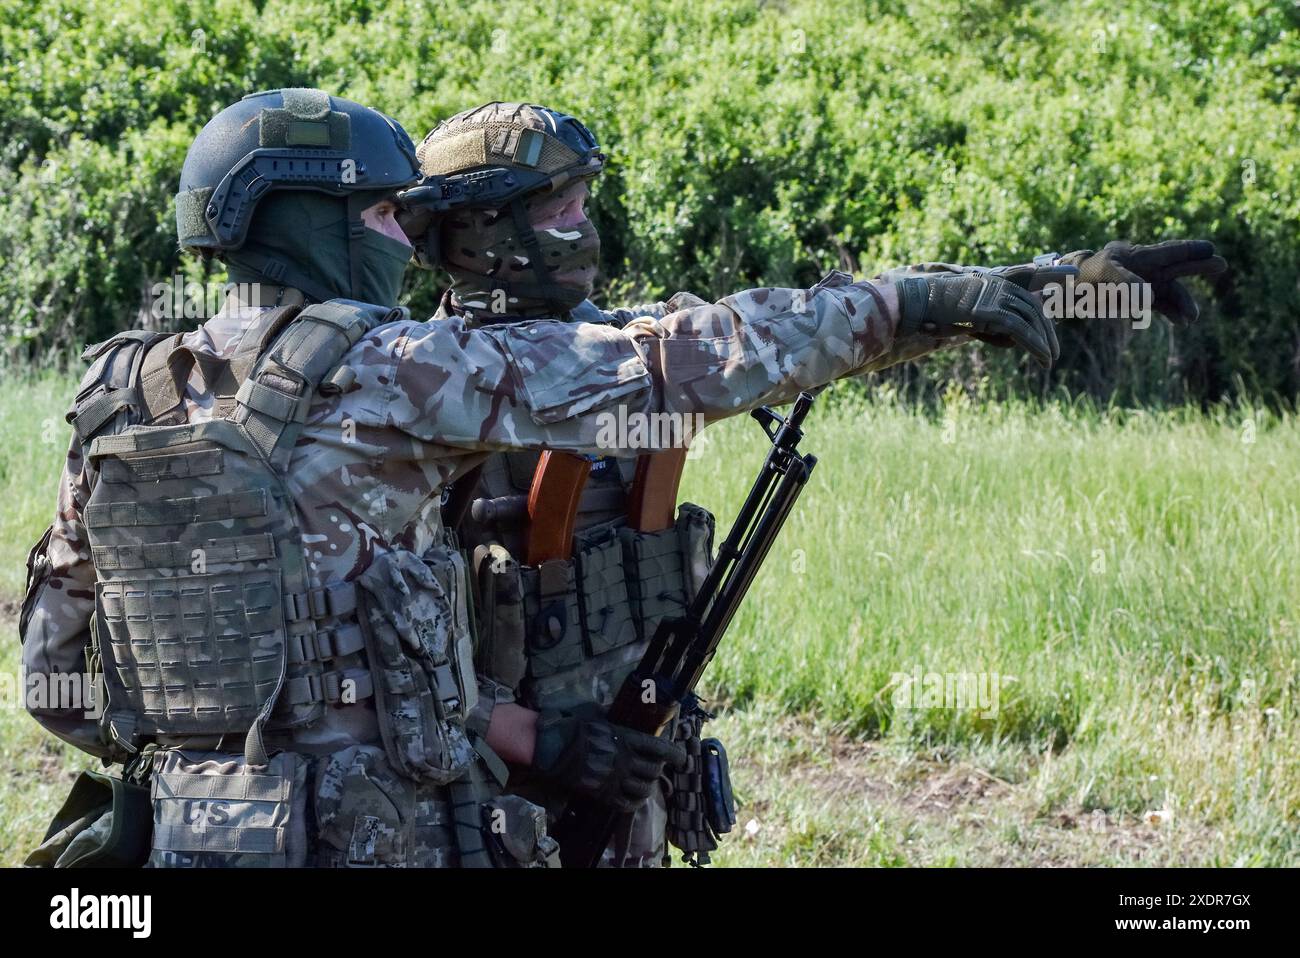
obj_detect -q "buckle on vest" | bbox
[283,592,309,623]
[308,587,330,620]
[285,584,358,624]
[315,624,364,660]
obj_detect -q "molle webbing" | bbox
[101,449,225,484]
[97,571,285,730]
[72,388,141,441]
[66,329,167,443]
[91,533,274,570]
[89,418,263,460]
[85,491,267,528]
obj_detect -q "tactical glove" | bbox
[894,272,1061,368]
[532,711,688,813]
[1059,240,1227,325]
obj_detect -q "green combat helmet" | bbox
[400,102,605,314]
[175,88,421,304]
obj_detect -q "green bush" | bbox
[1,0,1297,403]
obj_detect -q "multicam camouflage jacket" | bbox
[21,268,963,764]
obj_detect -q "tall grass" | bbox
[680,388,1299,863]
[0,372,73,596]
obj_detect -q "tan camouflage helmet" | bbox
[398,102,605,271]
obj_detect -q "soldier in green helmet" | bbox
[21,89,560,868]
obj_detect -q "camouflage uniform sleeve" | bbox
[387,273,944,454]
[20,435,112,758]
[569,291,707,328]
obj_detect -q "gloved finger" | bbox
[988,263,1035,290]
[609,793,644,813]
[999,299,1055,367]
[1131,239,1218,269]
[990,307,1052,367]
[1153,282,1200,325]
[1005,284,1058,359]
[1095,264,1146,289]
[966,330,1017,349]
[1022,263,1079,293]
[619,777,655,804]
[626,754,668,782]
[1155,254,1228,281]
[631,736,688,768]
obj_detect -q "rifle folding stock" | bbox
[554,392,819,867]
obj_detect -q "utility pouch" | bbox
[666,698,733,866]
[621,524,687,644]
[573,522,638,657]
[355,549,476,784]
[25,768,151,868]
[482,794,560,868]
[472,543,527,690]
[701,738,737,837]
[316,745,508,868]
[19,524,54,642]
[314,744,417,867]
[621,502,716,643]
[675,502,717,600]
[520,534,643,712]
[521,558,584,679]
[146,748,308,868]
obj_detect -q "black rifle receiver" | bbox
[552,391,819,868]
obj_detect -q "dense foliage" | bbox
[1,0,1297,403]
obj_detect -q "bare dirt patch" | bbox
[729,714,1203,866]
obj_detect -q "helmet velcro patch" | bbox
[279,87,332,119]
[417,128,489,175]
[259,108,351,150]
[175,186,216,246]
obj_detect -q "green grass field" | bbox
[1,373,1296,866]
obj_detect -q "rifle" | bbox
[551,391,819,867]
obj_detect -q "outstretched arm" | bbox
[390,267,1057,454]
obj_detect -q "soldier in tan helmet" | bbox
[400,101,1228,866]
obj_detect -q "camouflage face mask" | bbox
[441,183,600,317]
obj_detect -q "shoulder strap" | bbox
[233,299,407,469]
[137,332,190,423]
[66,330,169,443]
[136,305,309,424]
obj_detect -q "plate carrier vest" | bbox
[67,300,402,765]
